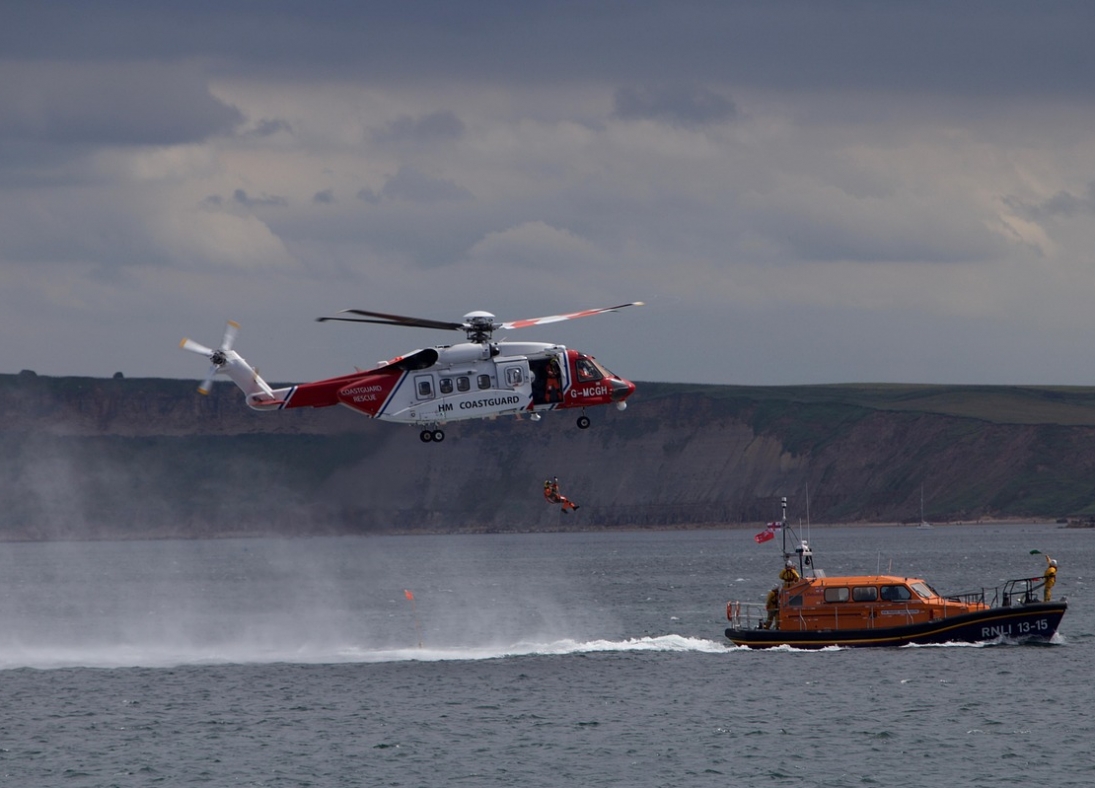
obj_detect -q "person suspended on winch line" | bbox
[543,477,580,513]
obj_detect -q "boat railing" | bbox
[944,589,986,605]
[726,601,767,630]
[997,577,1044,607]
[945,577,1044,609]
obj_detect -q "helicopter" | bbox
[180,302,642,442]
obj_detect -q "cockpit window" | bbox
[575,356,602,382]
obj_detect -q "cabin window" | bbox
[852,586,878,602]
[457,376,471,392]
[880,585,913,602]
[439,378,454,395]
[504,366,524,387]
[824,587,850,603]
[415,376,433,399]
[786,594,803,607]
[910,582,934,600]
[477,374,491,390]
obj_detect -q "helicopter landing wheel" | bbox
[577,415,591,430]
[419,430,433,442]
[431,429,445,442]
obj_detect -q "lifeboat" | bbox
[725,503,1067,649]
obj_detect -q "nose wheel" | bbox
[420,429,446,442]
[576,415,591,429]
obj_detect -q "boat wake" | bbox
[334,634,732,664]
[0,634,732,671]
[5,630,1063,670]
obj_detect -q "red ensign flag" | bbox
[404,589,415,601]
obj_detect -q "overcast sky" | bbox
[4,0,1095,387]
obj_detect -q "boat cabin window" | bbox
[824,587,850,603]
[852,586,878,602]
[786,594,803,607]
[909,582,934,600]
[439,378,454,395]
[880,585,913,602]
[457,376,470,392]
[477,374,492,390]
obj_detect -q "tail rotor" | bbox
[179,320,240,395]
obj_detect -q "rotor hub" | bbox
[462,311,500,343]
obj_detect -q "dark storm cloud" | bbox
[355,169,473,206]
[6,1,1095,98]
[612,86,737,128]
[379,166,473,204]
[244,119,294,139]
[356,188,382,205]
[371,111,466,144]
[233,189,289,208]
[0,62,242,146]
[1004,183,1095,220]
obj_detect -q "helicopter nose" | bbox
[610,377,635,402]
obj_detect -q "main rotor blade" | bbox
[317,309,463,332]
[501,302,644,330]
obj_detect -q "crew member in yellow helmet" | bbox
[1043,555,1058,602]
[779,559,800,587]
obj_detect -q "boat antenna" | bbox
[780,496,789,560]
[805,482,811,544]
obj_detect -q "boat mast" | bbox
[780,495,816,578]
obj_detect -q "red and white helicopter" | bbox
[180,303,642,442]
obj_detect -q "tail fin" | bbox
[179,321,288,409]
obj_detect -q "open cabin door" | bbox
[529,353,567,405]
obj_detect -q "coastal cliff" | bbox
[3,371,1095,539]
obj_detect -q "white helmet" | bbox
[1050,559,1058,567]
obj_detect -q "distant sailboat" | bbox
[918,485,933,529]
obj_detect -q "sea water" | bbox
[0,524,1091,787]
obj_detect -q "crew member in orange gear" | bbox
[543,477,580,513]
[544,358,563,403]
